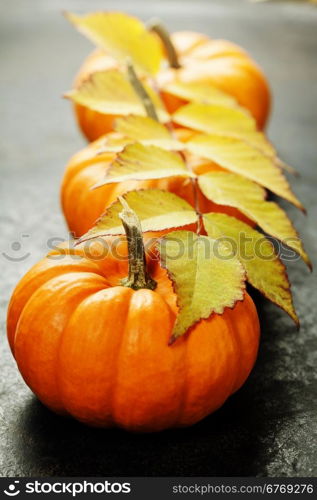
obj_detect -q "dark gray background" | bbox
[0,0,316,477]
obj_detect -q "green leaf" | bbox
[79,190,198,241]
[159,230,245,341]
[65,70,169,122]
[93,142,194,188]
[186,134,303,210]
[114,115,182,150]
[173,102,276,157]
[198,172,310,267]
[65,11,163,75]
[203,213,299,325]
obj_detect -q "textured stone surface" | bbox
[0,0,316,477]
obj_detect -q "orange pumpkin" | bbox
[61,128,254,237]
[7,211,260,431]
[74,31,270,141]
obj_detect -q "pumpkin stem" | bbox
[126,60,159,122]
[119,197,157,291]
[147,19,181,69]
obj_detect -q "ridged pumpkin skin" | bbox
[7,239,260,431]
[61,128,254,237]
[73,31,270,141]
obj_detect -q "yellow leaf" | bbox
[114,115,182,150]
[203,213,299,325]
[159,230,245,341]
[65,11,163,75]
[92,134,132,154]
[186,134,303,210]
[93,143,194,188]
[162,81,237,108]
[79,190,198,241]
[66,70,169,122]
[174,102,275,157]
[198,172,310,267]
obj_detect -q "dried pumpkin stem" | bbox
[119,197,157,291]
[147,19,181,69]
[126,60,159,122]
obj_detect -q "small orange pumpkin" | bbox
[61,128,254,237]
[74,31,270,141]
[7,208,260,431]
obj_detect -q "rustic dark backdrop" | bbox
[1,0,316,477]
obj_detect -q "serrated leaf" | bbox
[186,134,303,210]
[174,103,275,157]
[66,70,169,122]
[198,172,310,267]
[114,115,182,150]
[159,230,245,340]
[93,142,194,188]
[162,81,237,108]
[79,190,198,241]
[203,213,299,325]
[93,133,132,154]
[66,11,163,75]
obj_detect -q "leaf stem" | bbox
[147,19,181,69]
[119,196,157,291]
[126,59,159,122]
